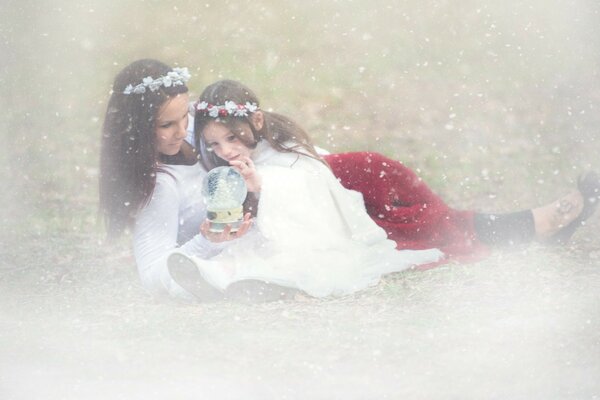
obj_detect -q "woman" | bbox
[100,59,254,301]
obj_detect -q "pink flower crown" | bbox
[194,100,259,118]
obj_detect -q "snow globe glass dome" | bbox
[201,166,248,232]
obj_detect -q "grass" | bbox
[1,0,600,398]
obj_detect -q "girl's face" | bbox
[202,120,254,162]
[155,93,189,156]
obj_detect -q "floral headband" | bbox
[123,67,191,95]
[195,100,259,118]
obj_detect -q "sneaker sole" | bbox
[167,252,224,302]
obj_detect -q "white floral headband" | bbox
[195,100,259,118]
[123,67,191,95]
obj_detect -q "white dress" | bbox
[186,141,444,298]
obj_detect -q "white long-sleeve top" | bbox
[133,162,227,299]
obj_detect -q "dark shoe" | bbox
[224,280,300,303]
[167,252,224,302]
[549,171,600,245]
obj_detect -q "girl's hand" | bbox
[200,213,253,243]
[229,156,261,193]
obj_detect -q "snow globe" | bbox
[202,166,248,232]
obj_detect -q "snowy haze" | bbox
[1,1,600,399]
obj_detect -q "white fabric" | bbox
[191,142,443,298]
[133,162,227,299]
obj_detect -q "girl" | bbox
[99,60,254,301]
[168,80,444,298]
[189,81,599,262]
[188,84,598,264]
[171,80,599,298]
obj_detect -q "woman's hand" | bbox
[200,213,253,243]
[229,156,261,193]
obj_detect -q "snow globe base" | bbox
[206,205,244,233]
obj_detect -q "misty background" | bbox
[1,0,599,399]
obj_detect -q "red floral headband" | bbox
[194,100,259,118]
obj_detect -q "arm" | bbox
[133,174,228,299]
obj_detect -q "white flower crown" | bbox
[123,67,191,95]
[195,100,259,118]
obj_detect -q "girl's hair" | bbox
[99,59,189,237]
[193,80,323,171]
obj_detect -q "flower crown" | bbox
[195,100,259,118]
[123,67,191,95]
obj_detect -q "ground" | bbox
[1,1,599,399]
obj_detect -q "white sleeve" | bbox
[133,175,226,298]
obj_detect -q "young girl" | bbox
[100,60,254,301]
[167,80,445,298]
[189,81,599,259]
[186,86,598,264]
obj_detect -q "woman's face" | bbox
[155,93,189,156]
[202,120,254,163]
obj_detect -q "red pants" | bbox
[323,152,488,265]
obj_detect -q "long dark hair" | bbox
[193,80,323,171]
[99,59,189,237]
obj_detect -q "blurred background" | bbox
[1,0,599,398]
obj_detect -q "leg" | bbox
[542,171,600,244]
[323,152,482,256]
[168,252,299,303]
[168,252,225,302]
[473,185,593,246]
[324,152,599,250]
[531,191,584,239]
[473,210,536,246]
